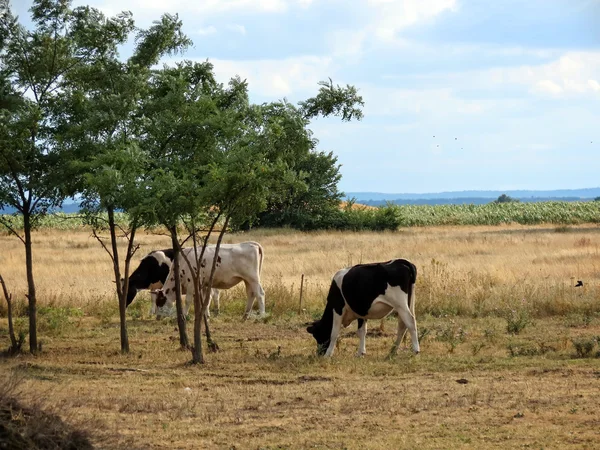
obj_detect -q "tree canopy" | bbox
[0,0,364,357]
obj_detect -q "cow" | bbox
[125,248,218,317]
[307,259,419,358]
[125,249,175,309]
[153,241,265,320]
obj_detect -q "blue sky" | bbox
[13,0,600,193]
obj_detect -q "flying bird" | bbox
[575,280,583,287]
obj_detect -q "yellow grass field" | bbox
[1,225,600,449]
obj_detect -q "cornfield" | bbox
[393,201,600,227]
[2,201,599,232]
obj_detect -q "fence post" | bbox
[299,273,305,313]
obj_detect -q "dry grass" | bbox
[1,224,600,448]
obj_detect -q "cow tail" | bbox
[257,244,264,275]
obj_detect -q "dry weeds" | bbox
[1,224,600,449]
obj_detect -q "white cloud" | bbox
[226,24,247,35]
[380,50,600,100]
[172,56,335,98]
[589,79,600,91]
[360,86,527,119]
[328,0,457,57]
[76,0,310,15]
[367,0,458,42]
[195,26,217,35]
[534,80,563,95]
[489,52,600,97]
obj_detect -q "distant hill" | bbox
[0,202,81,214]
[345,188,600,206]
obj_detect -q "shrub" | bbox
[504,308,532,334]
[572,338,597,358]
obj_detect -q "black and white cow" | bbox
[125,248,218,317]
[307,259,419,357]
[153,241,265,319]
[125,249,175,308]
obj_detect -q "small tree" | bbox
[0,0,133,353]
[79,149,146,353]
[57,9,191,352]
[494,194,520,204]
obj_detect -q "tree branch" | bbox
[0,216,26,244]
[91,228,115,263]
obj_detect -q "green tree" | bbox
[57,9,191,352]
[0,0,132,353]
[494,194,520,204]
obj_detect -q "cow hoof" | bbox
[356,352,366,358]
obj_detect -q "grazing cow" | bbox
[307,259,419,357]
[125,248,218,317]
[153,241,265,319]
[125,249,174,309]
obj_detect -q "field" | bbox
[1,224,600,449]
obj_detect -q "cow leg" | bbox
[357,319,367,356]
[212,289,220,316]
[395,306,419,354]
[150,295,156,316]
[256,283,266,316]
[243,281,265,319]
[205,288,212,318]
[390,317,408,355]
[324,311,343,357]
[242,281,255,320]
[183,290,193,317]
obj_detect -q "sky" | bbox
[11,0,600,194]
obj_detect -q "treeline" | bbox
[4,200,599,233]
[0,0,363,360]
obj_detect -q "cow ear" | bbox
[306,325,314,334]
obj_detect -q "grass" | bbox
[1,224,600,448]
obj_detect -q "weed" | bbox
[38,307,83,336]
[572,337,597,358]
[434,320,468,353]
[504,308,532,335]
[507,341,540,357]
[471,341,486,356]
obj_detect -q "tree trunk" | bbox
[170,229,189,349]
[192,280,203,364]
[108,207,129,353]
[0,274,19,352]
[23,212,38,354]
[192,215,230,363]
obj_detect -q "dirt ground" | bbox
[2,314,600,449]
[1,225,600,448]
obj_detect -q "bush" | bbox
[505,308,532,334]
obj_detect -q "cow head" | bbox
[153,289,169,308]
[306,320,330,356]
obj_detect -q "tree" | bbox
[139,62,365,363]
[56,9,191,352]
[0,0,133,353]
[494,194,520,204]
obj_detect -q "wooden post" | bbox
[299,273,305,313]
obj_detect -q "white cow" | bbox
[153,241,265,319]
